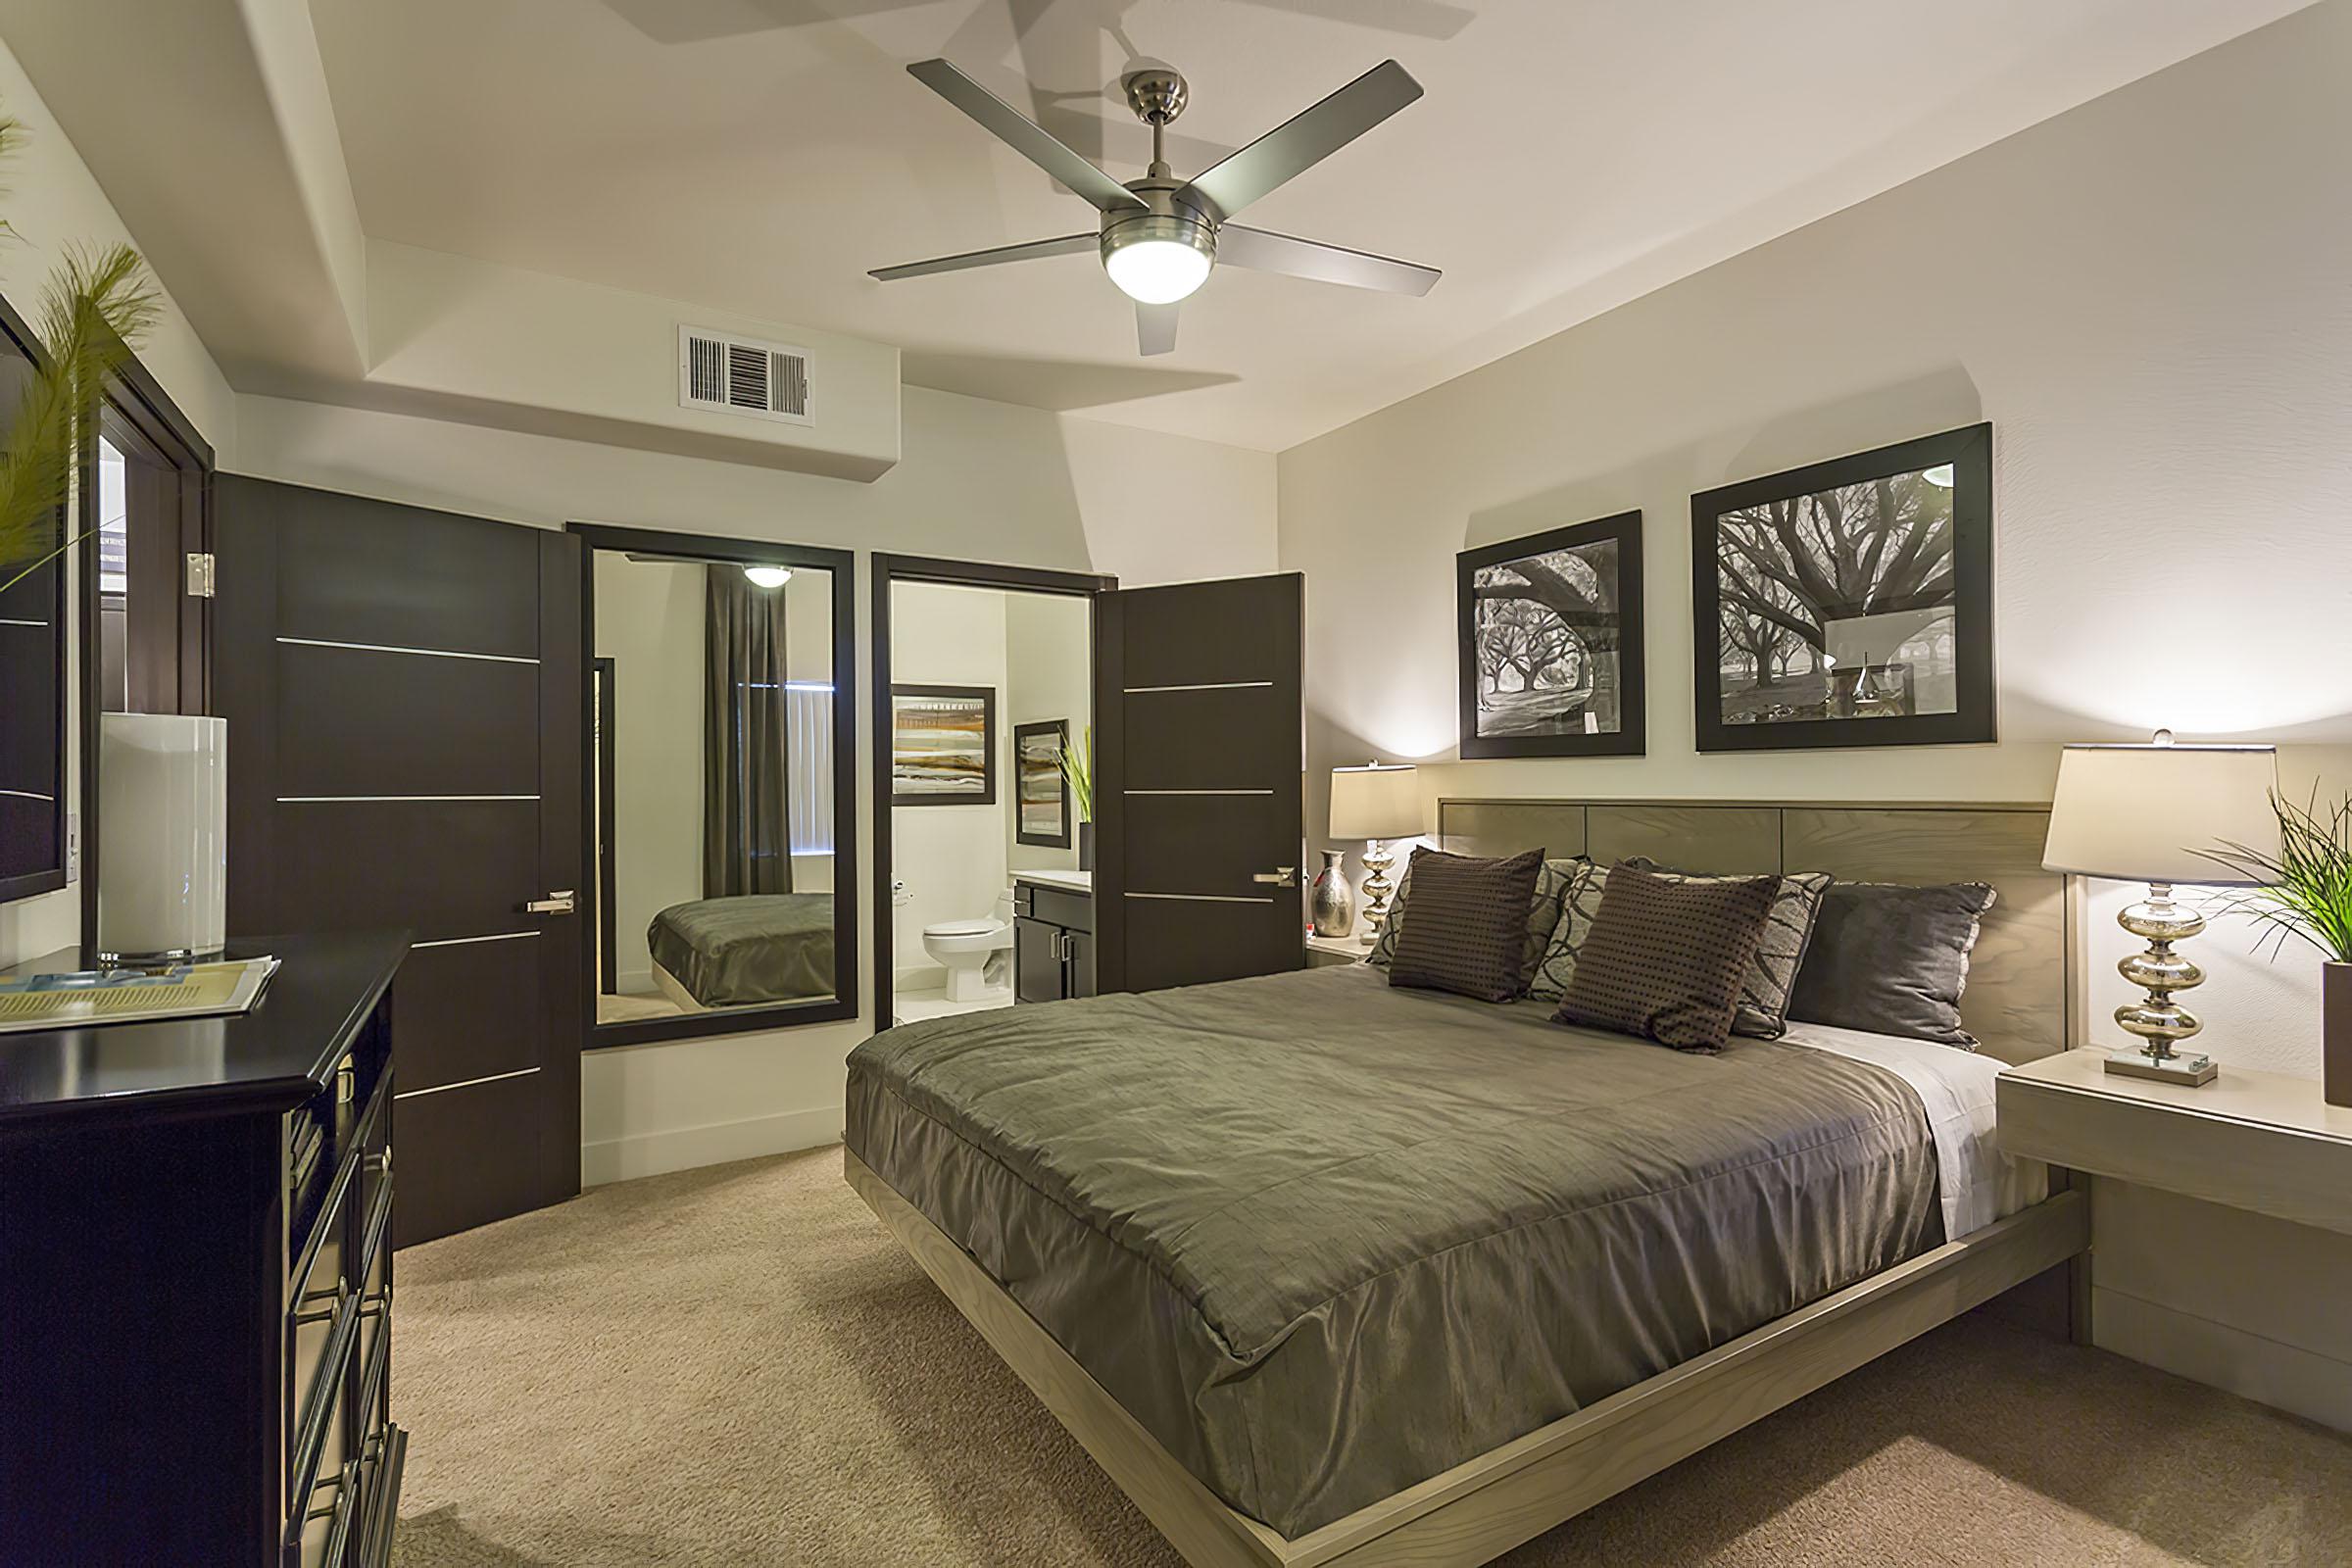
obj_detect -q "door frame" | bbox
[869,554,1113,1028]
[569,522,860,1048]
[75,343,214,952]
[591,655,617,995]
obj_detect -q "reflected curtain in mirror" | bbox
[704,565,794,898]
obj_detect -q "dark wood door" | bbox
[213,476,582,1247]
[1093,573,1304,994]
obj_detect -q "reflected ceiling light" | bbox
[1922,464,1955,488]
[743,564,793,588]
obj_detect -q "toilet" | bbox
[922,887,1015,1001]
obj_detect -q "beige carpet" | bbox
[392,1148,2352,1568]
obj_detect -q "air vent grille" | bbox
[678,325,813,425]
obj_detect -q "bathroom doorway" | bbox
[870,556,1112,1028]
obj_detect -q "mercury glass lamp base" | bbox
[2104,1046,2219,1086]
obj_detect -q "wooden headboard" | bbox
[1436,798,2079,1065]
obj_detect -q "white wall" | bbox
[1279,2,2352,1079]
[0,33,234,971]
[232,383,1277,1184]
[1004,592,1092,876]
[889,580,1007,993]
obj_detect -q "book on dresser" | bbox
[0,931,410,1567]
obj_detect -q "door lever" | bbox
[1251,867,1298,889]
[522,890,576,914]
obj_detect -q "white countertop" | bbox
[1014,868,1092,895]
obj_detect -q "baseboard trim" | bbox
[581,1102,843,1187]
[2094,1286,2352,1434]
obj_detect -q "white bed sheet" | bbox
[1778,1019,2048,1239]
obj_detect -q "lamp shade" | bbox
[98,713,228,956]
[2041,741,2279,885]
[1330,762,1421,841]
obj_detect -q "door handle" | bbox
[1252,867,1298,888]
[522,890,576,914]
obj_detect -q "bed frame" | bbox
[848,796,2092,1567]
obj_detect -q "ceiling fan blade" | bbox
[1137,302,1178,357]
[871,233,1097,282]
[1180,59,1422,221]
[1216,224,1440,296]
[906,59,1147,215]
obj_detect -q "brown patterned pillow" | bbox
[1387,847,1547,1003]
[1554,864,1781,1051]
[1623,859,1833,1039]
[1372,853,1575,990]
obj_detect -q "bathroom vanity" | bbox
[1012,870,1094,1004]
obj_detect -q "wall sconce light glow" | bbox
[743,564,793,588]
[1922,464,1955,488]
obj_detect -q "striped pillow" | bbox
[1623,859,1833,1039]
[1386,847,1548,1003]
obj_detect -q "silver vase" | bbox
[1310,849,1354,938]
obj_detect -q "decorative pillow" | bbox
[1787,881,1997,1050]
[1372,853,1575,991]
[1387,847,1548,1003]
[1623,859,1833,1039]
[1528,858,1609,1003]
[1553,864,1781,1052]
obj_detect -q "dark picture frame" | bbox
[1457,511,1645,760]
[1013,718,1071,848]
[891,684,997,807]
[1691,422,1994,754]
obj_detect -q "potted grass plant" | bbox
[1058,728,1094,872]
[2203,789,2352,1107]
[0,113,161,593]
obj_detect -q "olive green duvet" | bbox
[843,962,1941,1539]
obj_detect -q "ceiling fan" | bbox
[870,58,1441,356]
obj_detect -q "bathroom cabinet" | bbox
[1013,878,1095,1004]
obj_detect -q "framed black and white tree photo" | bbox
[1690,422,1993,753]
[1456,511,1644,760]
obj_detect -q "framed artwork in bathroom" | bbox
[1456,510,1645,760]
[892,684,996,806]
[1013,719,1071,848]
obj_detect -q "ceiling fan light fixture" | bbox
[1102,216,1214,305]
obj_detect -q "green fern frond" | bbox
[0,237,160,588]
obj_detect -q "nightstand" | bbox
[1997,1050,2352,1432]
[1998,1049,2352,1237]
[1305,933,1370,968]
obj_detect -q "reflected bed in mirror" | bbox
[571,524,858,1047]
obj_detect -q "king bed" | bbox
[844,798,2091,1568]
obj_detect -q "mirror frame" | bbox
[569,522,858,1048]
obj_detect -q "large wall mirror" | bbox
[572,525,858,1047]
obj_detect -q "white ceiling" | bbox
[291,1,2305,450]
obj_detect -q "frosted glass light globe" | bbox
[743,564,793,588]
[1103,236,1212,304]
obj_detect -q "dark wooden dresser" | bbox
[0,932,410,1566]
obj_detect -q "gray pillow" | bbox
[1371,853,1576,995]
[1786,881,1997,1049]
[1623,859,1833,1039]
[1553,865,1782,1052]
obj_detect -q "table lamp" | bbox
[2041,731,2279,1085]
[1330,761,1422,947]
